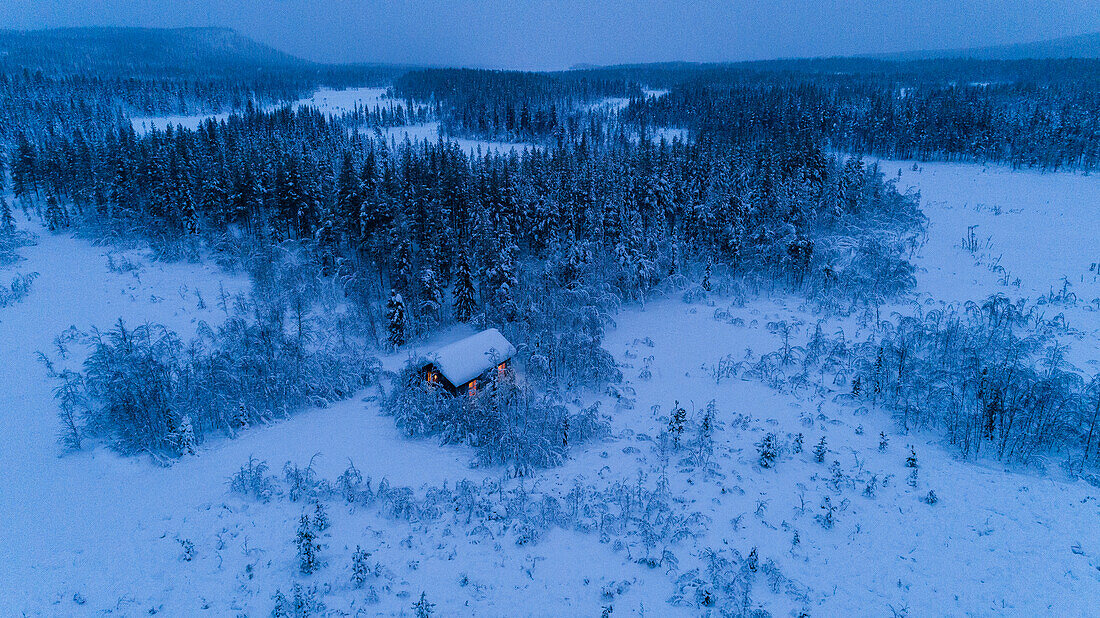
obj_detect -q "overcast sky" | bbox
[2,0,1098,70]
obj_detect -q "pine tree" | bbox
[813,436,828,463]
[452,251,478,322]
[386,290,407,348]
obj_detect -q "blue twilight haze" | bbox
[0,0,1097,69]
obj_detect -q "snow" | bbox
[423,327,516,386]
[878,158,1100,369]
[287,86,390,115]
[3,159,1100,615]
[130,87,393,134]
[594,295,1100,615]
[586,88,669,112]
[377,122,536,155]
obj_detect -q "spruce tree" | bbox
[351,546,370,588]
[173,415,197,456]
[418,266,443,326]
[296,514,320,574]
[0,196,14,234]
[386,290,407,348]
[413,592,434,618]
[668,401,687,449]
[486,238,519,322]
[393,237,414,292]
[11,132,36,200]
[44,194,69,231]
[336,151,361,235]
[181,192,199,236]
[315,204,339,275]
[452,251,478,322]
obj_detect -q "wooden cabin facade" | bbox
[419,328,516,396]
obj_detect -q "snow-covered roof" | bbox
[426,328,516,386]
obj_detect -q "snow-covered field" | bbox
[882,159,1100,370]
[2,159,1100,615]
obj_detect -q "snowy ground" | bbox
[881,159,1100,370]
[3,159,1100,616]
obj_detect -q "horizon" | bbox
[2,1,1098,70]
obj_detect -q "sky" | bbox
[2,0,1099,70]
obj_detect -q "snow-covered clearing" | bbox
[130,87,393,134]
[2,159,1100,615]
[586,88,669,112]
[377,122,535,155]
[288,87,391,115]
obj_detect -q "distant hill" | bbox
[872,31,1100,62]
[0,26,313,76]
[569,32,1100,82]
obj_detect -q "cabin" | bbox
[419,328,517,396]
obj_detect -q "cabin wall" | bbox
[420,358,512,397]
[420,364,459,395]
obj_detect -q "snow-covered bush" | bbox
[383,361,608,473]
[48,295,379,456]
[229,456,276,502]
[853,295,1098,464]
[0,224,34,268]
[0,271,38,307]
